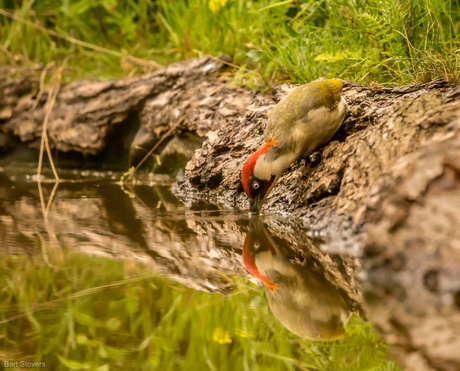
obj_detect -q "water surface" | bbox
[0,167,398,370]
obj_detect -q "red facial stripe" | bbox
[242,155,256,196]
[242,137,278,196]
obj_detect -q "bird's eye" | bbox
[254,242,260,250]
[253,181,260,190]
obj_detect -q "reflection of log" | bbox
[0,170,363,314]
[0,175,237,294]
[175,79,460,370]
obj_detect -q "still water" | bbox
[0,167,398,370]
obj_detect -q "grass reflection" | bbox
[0,253,399,370]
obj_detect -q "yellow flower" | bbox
[209,0,228,13]
[212,328,232,344]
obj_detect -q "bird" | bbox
[241,78,348,214]
[242,220,351,341]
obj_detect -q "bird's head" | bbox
[241,137,278,214]
[242,220,278,292]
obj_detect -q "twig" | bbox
[36,55,73,182]
[133,126,176,173]
[0,275,158,325]
[126,82,230,180]
[36,83,59,181]
[35,63,66,268]
[37,181,46,227]
[32,61,55,111]
[45,181,60,219]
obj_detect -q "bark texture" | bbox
[0,56,261,161]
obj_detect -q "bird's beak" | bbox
[249,194,261,215]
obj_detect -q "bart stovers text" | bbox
[4,361,46,368]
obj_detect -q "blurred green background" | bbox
[0,0,459,87]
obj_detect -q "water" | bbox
[0,167,398,370]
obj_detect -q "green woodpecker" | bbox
[242,79,347,214]
[243,221,351,341]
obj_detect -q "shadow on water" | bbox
[0,167,397,370]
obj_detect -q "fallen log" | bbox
[0,56,262,170]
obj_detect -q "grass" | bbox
[260,0,460,85]
[0,252,399,371]
[0,0,459,86]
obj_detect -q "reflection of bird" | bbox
[243,221,351,341]
[241,79,348,214]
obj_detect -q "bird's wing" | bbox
[264,86,303,141]
[264,79,343,142]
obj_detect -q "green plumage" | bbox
[258,78,347,177]
[265,79,343,143]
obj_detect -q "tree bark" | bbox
[0,56,259,158]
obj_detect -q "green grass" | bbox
[0,252,399,371]
[0,1,458,85]
[260,0,460,85]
